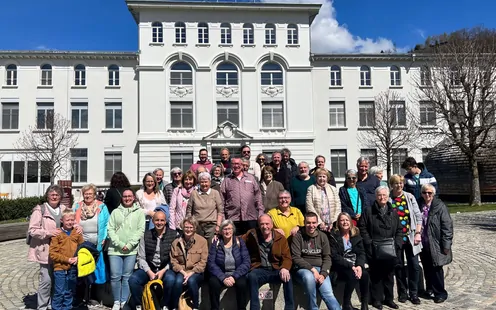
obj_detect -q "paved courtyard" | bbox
[1,211,495,310]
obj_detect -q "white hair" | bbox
[198,172,211,181]
[369,166,384,176]
[421,183,436,195]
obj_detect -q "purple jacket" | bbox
[207,236,251,281]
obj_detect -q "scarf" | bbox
[80,200,99,221]
[181,187,194,200]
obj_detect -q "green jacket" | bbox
[107,203,146,256]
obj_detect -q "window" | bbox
[287,24,298,45]
[171,153,194,173]
[360,65,371,86]
[262,101,284,128]
[392,149,408,175]
[212,147,238,163]
[41,64,52,86]
[419,101,436,126]
[36,103,54,130]
[390,65,401,86]
[170,102,193,128]
[105,152,122,182]
[27,161,38,183]
[220,23,232,44]
[360,149,377,167]
[152,22,163,43]
[449,100,465,122]
[420,66,431,86]
[217,102,239,125]
[40,161,50,183]
[422,148,431,162]
[390,101,406,127]
[330,65,341,86]
[2,103,19,130]
[261,62,283,86]
[197,22,209,44]
[74,64,85,86]
[175,22,186,44]
[265,24,276,45]
[1,162,11,183]
[71,148,88,183]
[450,68,461,86]
[330,149,347,178]
[170,62,193,85]
[71,103,88,129]
[216,62,238,86]
[358,101,375,127]
[13,161,25,183]
[6,64,17,86]
[105,103,122,129]
[329,101,345,128]
[243,23,254,44]
[108,64,119,86]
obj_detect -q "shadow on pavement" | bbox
[22,293,37,309]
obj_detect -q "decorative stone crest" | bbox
[216,86,239,98]
[169,86,193,97]
[261,86,283,97]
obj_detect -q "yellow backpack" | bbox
[142,279,163,310]
[77,248,96,277]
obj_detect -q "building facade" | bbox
[0,0,442,197]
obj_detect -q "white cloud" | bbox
[34,45,57,51]
[263,0,407,54]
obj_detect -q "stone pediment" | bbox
[203,121,252,141]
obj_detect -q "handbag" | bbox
[178,291,193,310]
[371,238,396,261]
[343,249,356,265]
[26,204,46,245]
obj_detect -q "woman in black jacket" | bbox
[339,169,369,225]
[358,186,403,310]
[104,172,131,214]
[330,212,369,310]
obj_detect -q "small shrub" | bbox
[0,196,45,221]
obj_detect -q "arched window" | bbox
[330,65,341,86]
[220,23,232,44]
[243,23,254,45]
[265,23,276,45]
[170,62,192,85]
[197,22,209,44]
[152,22,163,43]
[108,64,119,86]
[175,22,186,44]
[261,62,283,85]
[216,62,238,86]
[390,65,401,86]
[6,64,17,86]
[360,65,371,86]
[74,64,86,86]
[287,24,298,45]
[41,64,52,86]
[420,66,431,86]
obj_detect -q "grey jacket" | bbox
[389,191,423,256]
[419,197,453,267]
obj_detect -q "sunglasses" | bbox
[346,177,357,180]
[242,151,251,154]
[422,191,434,195]
[173,173,182,176]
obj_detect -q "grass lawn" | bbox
[447,204,496,213]
[0,218,28,224]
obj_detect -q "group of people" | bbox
[26,144,454,310]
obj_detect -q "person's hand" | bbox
[414,233,421,245]
[182,271,194,284]
[312,268,320,282]
[74,225,83,235]
[122,245,129,252]
[215,225,220,234]
[156,269,166,280]
[319,223,326,231]
[279,268,290,282]
[51,229,62,237]
[352,266,362,279]
[68,257,78,265]
[101,239,106,246]
[274,228,285,237]
[316,274,325,285]
[290,226,299,236]
[443,248,450,255]
[223,276,235,287]
[355,214,361,220]
[147,270,157,280]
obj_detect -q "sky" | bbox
[0,0,495,54]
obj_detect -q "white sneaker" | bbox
[120,301,127,309]
[162,307,169,310]
[112,302,121,310]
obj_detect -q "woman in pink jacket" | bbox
[27,185,80,310]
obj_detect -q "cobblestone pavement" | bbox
[1,211,495,310]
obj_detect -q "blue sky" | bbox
[0,0,494,53]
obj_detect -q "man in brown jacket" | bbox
[243,214,294,310]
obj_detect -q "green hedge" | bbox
[0,197,45,221]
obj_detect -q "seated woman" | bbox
[267,190,304,238]
[166,217,208,310]
[329,212,369,310]
[207,220,251,310]
[128,209,177,309]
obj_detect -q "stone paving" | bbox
[1,211,495,310]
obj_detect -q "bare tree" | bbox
[358,90,421,179]
[412,27,496,206]
[14,113,78,185]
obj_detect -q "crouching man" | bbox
[243,214,294,310]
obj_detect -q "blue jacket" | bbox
[404,167,439,200]
[207,236,251,281]
[73,201,110,284]
[338,185,368,218]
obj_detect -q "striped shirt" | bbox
[221,172,264,221]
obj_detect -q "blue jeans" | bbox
[109,255,136,303]
[246,268,294,310]
[129,268,175,308]
[52,268,77,310]
[164,270,204,309]
[294,267,341,310]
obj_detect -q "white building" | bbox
[0,0,438,198]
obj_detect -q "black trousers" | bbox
[337,268,370,306]
[419,249,448,299]
[234,220,258,236]
[395,242,421,297]
[208,275,249,310]
[369,260,395,304]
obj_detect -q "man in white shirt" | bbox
[240,145,261,182]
